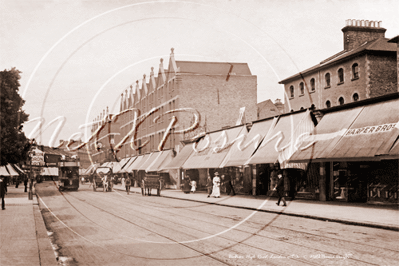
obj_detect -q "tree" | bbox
[0,68,30,166]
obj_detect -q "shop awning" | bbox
[163,145,194,170]
[0,166,10,176]
[42,167,59,176]
[328,98,399,159]
[289,107,363,162]
[138,153,157,171]
[6,164,20,176]
[388,139,399,158]
[221,118,276,167]
[116,157,136,173]
[146,150,175,172]
[246,110,315,167]
[112,157,130,173]
[126,155,147,171]
[182,125,247,169]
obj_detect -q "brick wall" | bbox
[367,54,397,97]
[178,74,257,133]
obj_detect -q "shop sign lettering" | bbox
[345,123,398,136]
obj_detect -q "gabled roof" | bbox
[175,61,252,76]
[156,59,167,88]
[257,99,282,119]
[279,37,397,84]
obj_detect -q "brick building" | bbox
[92,48,257,161]
[279,19,398,112]
[257,98,283,120]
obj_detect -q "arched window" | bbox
[353,93,359,102]
[326,100,331,108]
[325,73,331,87]
[300,107,304,110]
[339,97,345,105]
[300,82,304,95]
[289,86,294,98]
[310,78,315,92]
[352,63,359,79]
[338,68,344,83]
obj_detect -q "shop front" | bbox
[290,95,399,204]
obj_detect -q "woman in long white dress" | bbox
[211,172,221,198]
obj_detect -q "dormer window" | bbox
[339,97,345,105]
[325,73,331,88]
[299,82,304,95]
[353,93,359,102]
[289,85,294,98]
[338,68,344,83]
[352,63,359,79]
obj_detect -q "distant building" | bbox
[92,48,258,160]
[279,19,398,112]
[257,98,284,120]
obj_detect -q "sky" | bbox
[1,0,398,146]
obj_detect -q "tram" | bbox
[58,156,80,191]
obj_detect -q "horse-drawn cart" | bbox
[141,174,162,196]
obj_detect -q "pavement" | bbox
[0,185,58,266]
[0,182,398,266]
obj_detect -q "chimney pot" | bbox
[361,20,365,26]
[351,19,356,26]
[365,20,369,27]
[377,21,382,27]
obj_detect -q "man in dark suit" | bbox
[274,173,286,206]
[1,176,8,210]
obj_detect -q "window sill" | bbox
[337,82,344,86]
[351,77,359,81]
[299,94,304,97]
[324,86,331,89]
[289,97,294,100]
[309,90,316,94]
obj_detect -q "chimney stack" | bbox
[342,19,386,51]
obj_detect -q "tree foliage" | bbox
[0,68,30,166]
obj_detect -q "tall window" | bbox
[325,73,331,87]
[353,93,359,102]
[299,82,304,95]
[338,68,344,83]
[289,86,294,98]
[339,97,345,105]
[310,78,315,92]
[326,100,331,108]
[352,63,359,79]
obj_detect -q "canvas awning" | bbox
[291,98,399,162]
[328,98,399,160]
[182,125,247,169]
[246,110,315,168]
[126,155,146,171]
[6,164,20,176]
[0,166,10,176]
[289,107,363,162]
[221,118,276,167]
[109,157,130,173]
[163,145,193,170]
[146,150,175,172]
[138,153,157,171]
[115,157,135,173]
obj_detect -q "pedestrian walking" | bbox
[0,176,8,210]
[274,172,287,206]
[190,179,197,193]
[223,173,236,196]
[15,176,19,188]
[125,176,131,195]
[24,176,28,192]
[81,176,85,185]
[182,175,191,194]
[211,172,221,198]
[206,175,213,198]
